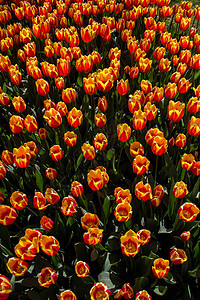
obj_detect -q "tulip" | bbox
[117,123,131,142]
[81,143,95,160]
[38,267,58,288]
[35,78,49,96]
[40,216,54,231]
[178,203,200,222]
[120,230,140,257]
[6,257,29,277]
[24,115,38,133]
[135,290,152,300]
[192,161,200,176]
[83,77,97,95]
[135,181,152,201]
[50,145,64,161]
[87,169,104,191]
[10,191,28,210]
[96,68,113,92]
[93,133,108,151]
[151,136,168,156]
[0,275,12,300]
[98,96,108,112]
[44,108,62,128]
[61,196,77,216]
[64,131,77,147]
[137,229,151,245]
[45,188,60,205]
[81,213,100,231]
[0,161,6,179]
[57,58,70,77]
[117,79,129,95]
[167,101,185,122]
[177,78,192,94]
[130,142,144,158]
[14,237,39,261]
[122,283,133,299]
[173,181,188,199]
[68,107,83,128]
[59,290,77,300]
[12,96,26,113]
[71,181,84,197]
[187,97,200,114]
[38,128,47,140]
[40,235,60,256]
[114,202,132,222]
[0,92,10,106]
[170,248,188,265]
[180,231,191,241]
[13,146,31,168]
[187,116,200,136]
[158,58,171,72]
[138,57,152,73]
[94,113,107,127]
[165,83,177,99]
[0,205,18,226]
[90,283,111,300]
[55,102,67,117]
[115,188,132,204]
[33,192,49,210]
[152,258,170,278]
[132,110,147,130]
[9,115,24,134]
[181,153,195,171]
[75,261,90,278]
[83,227,103,245]
[144,102,158,121]
[145,128,164,146]
[132,155,150,175]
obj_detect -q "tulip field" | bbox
[1,0,200,299]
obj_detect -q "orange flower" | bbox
[180,153,195,171]
[61,196,77,216]
[68,107,83,128]
[117,123,131,142]
[24,115,38,133]
[75,261,90,278]
[0,275,12,300]
[94,113,107,127]
[117,79,129,95]
[187,116,200,136]
[170,248,188,265]
[62,88,77,103]
[177,62,187,75]
[6,257,29,277]
[45,188,60,205]
[0,161,6,179]
[40,235,60,256]
[130,142,144,158]
[132,155,150,175]
[83,77,97,95]
[38,267,58,288]
[98,96,108,112]
[180,231,191,241]
[55,77,65,90]
[93,133,108,151]
[10,191,28,210]
[56,102,68,117]
[178,202,200,222]
[71,181,84,198]
[40,216,54,231]
[141,80,152,94]
[151,136,168,156]
[43,108,62,128]
[45,168,57,180]
[57,58,71,77]
[24,141,37,159]
[120,230,140,257]
[13,146,31,168]
[145,128,164,146]
[90,283,111,300]
[187,97,200,114]
[153,185,164,198]
[87,169,104,191]
[167,101,185,122]
[81,25,95,43]
[144,102,158,121]
[179,17,191,31]
[154,47,165,60]
[128,95,142,113]
[137,229,151,245]
[0,205,18,225]
[158,58,171,72]
[177,78,192,94]
[173,181,188,199]
[96,68,113,93]
[132,110,147,130]
[12,96,26,112]
[114,188,132,204]
[9,115,24,133]
[35,78,49,96]
[192,161,200,176]
[135,290,152,300]
[165,82,177,99]
[0,92,10,106]
[59,290,77,300]
[138,57,152,73]
[33,192,49,210]
[114,202,132,222]
[135,181,152,201]
[152,258,170,278]
[14,237,39,261]
[170,72,181,84]
[50,145,64,161]
[81,213,100,230]
[175,133,187,148]
[122,283,134,299]
[64,131,77,147]
[83,227,103,245]
[38,128,47,140]
[82,143,95,160]
[76,55,93,73]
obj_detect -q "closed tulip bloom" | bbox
[154,47,165,60]
[180,231,191,241]
[50,145,64,161]
[117,123,131,142]
[40,235,60,256]
[44,108,62,128]
[167,101,185,122]
[170,72,181,84]
[56,102,67,117]
[62,88,77,103]
[83,77,97,95]
[152,258,170,278]
[135,181,152,201]
[13,146,31,168]
[61,196,77,216]
[141,80,152,94]
[81,213,100,230]
[81,143,95,160]
[33,192,49,210]
[114,202,132,222]
[187,116,200,136]
[12,96,26,113]
[165,83,177,99]
[35,78,49,96]
[40,216,54,231]
[192,54,200,70]
[0,275,12,300]
[71,181,84,197]
[177,63,187,75]
[94,113,107,127]
[59,290,77,300]
[76,55,93,73]
[38,128,47,140]
[81,26,95,43]
[120,229,140,257]
[24,115,38,133]
[115,188,132,204]
[57,58,70,76]
[153,185,164,198]
[0,161,6,179]
[83,227,103,245]
[178,202,199,222]
[45,168,57,180]
[75,261,90,278]
[6,257,29,277]
[0,205,18,226]
[14,237,39,261]
[132,155,150,175]
[55,77,65,90]
[38,267,58,288]
[68,107,83,128]
[192,161,200,175]
[117,79,129,95]
[132,110,147,130]
[177,78,192,94]
[44,99,56,111]
[90,283,111,300]
[96,69,113,93]
[187,97,200,114]
[170,248,188,265]
[181,153,195,171]
[0,92,10,106]
[151,136,168,156]
[137,229,151,245]
[9,115,24,133]
[173,181,188,198]
[158,58,171,72]
[175,133,187,148]
[179,17,191,31]
[145,128,164,146]
[45,188,60,205]
[98,96,108,112]
[138,57,152,73]
[135,290,152,300]
[64,131,77,147]
[93,133,108,151]
[144,102,158,121]
[87,169,104,191]
[128,97,141,114]
[10,191,28,210]
[122,283,133,299]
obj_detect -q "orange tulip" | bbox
[82,143,95,160]
[135,290,152,300]
[132,155,150,175]
[180,231,191,241]
[83,77,97,95]
[132,110,147,130]
[33,192,49,210]
[59,290,77,300]
[68,107,83,128]
[135,181,152,201]
[81,213,100,230]
[145,128,164,146]
[167,101,185,122]
[138,57,152,73]
[98,96,108,112]
[114,202,132,222]
[0,205,18,226]
[0,275,12,300]
[130,142,144,158]
[187,116,200,136]
[12,96,26,112]
[61,196,77,216]
[165,83,177,99]
[114,188,132,204]
[151,136,168,156]
[152,258,170,278]
[120,230,140,257]
[62,88,77,103]
[38,267,58,288]
[96,68,113,93]
[10,191,28,210]
[83,227,103,245]
[180,153,195,171]
[35,78,49,96]
[93,133,108,151]
[71,181,84,197]
[90,283,111,300]
[40,235,60,256]
[14,237,39,261]
[64,131,77,147]
[13,146,31,168]
[178,203,200,222]
[117,123,131,142]
[87,169,104,191]
[94,113,107,127]
[75,261,90,278]
[170,248,188,265]
[44,108,62,128]
[187,97,200,114]
[154,47,165,60]
[141,80,152,94]
[144,102,158,121]
[9,115,24,133]
[177,78,192,94]
[50,145,64,161]
[0,161,6,179]
[6,257,29,277]
[137,229,151,245]
[122,283,134,299]
[117,79,129,95]
[56,102,68,117]
[24,115,38,133]
[192,161,200,176]
[38,128,47,140]
[45,188,60,205]
[173,181,188,199]
[57,58,71,76]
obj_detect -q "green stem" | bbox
[117,143,124,169]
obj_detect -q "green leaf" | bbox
[35,166,43,192]
[0,224,11,247]
[55,212,67,239]
[106,236,120,252]
[163,272,177,284]
[168,178,176,219]
[77,75,83,87]
[75,153,84,171]
[153,285,168,296]
[190,177,200,200]
[188,264,200,278]
[194,69,200,81]
[135,256,153,277]
[106,149,114,160]
[103,196,110,225]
